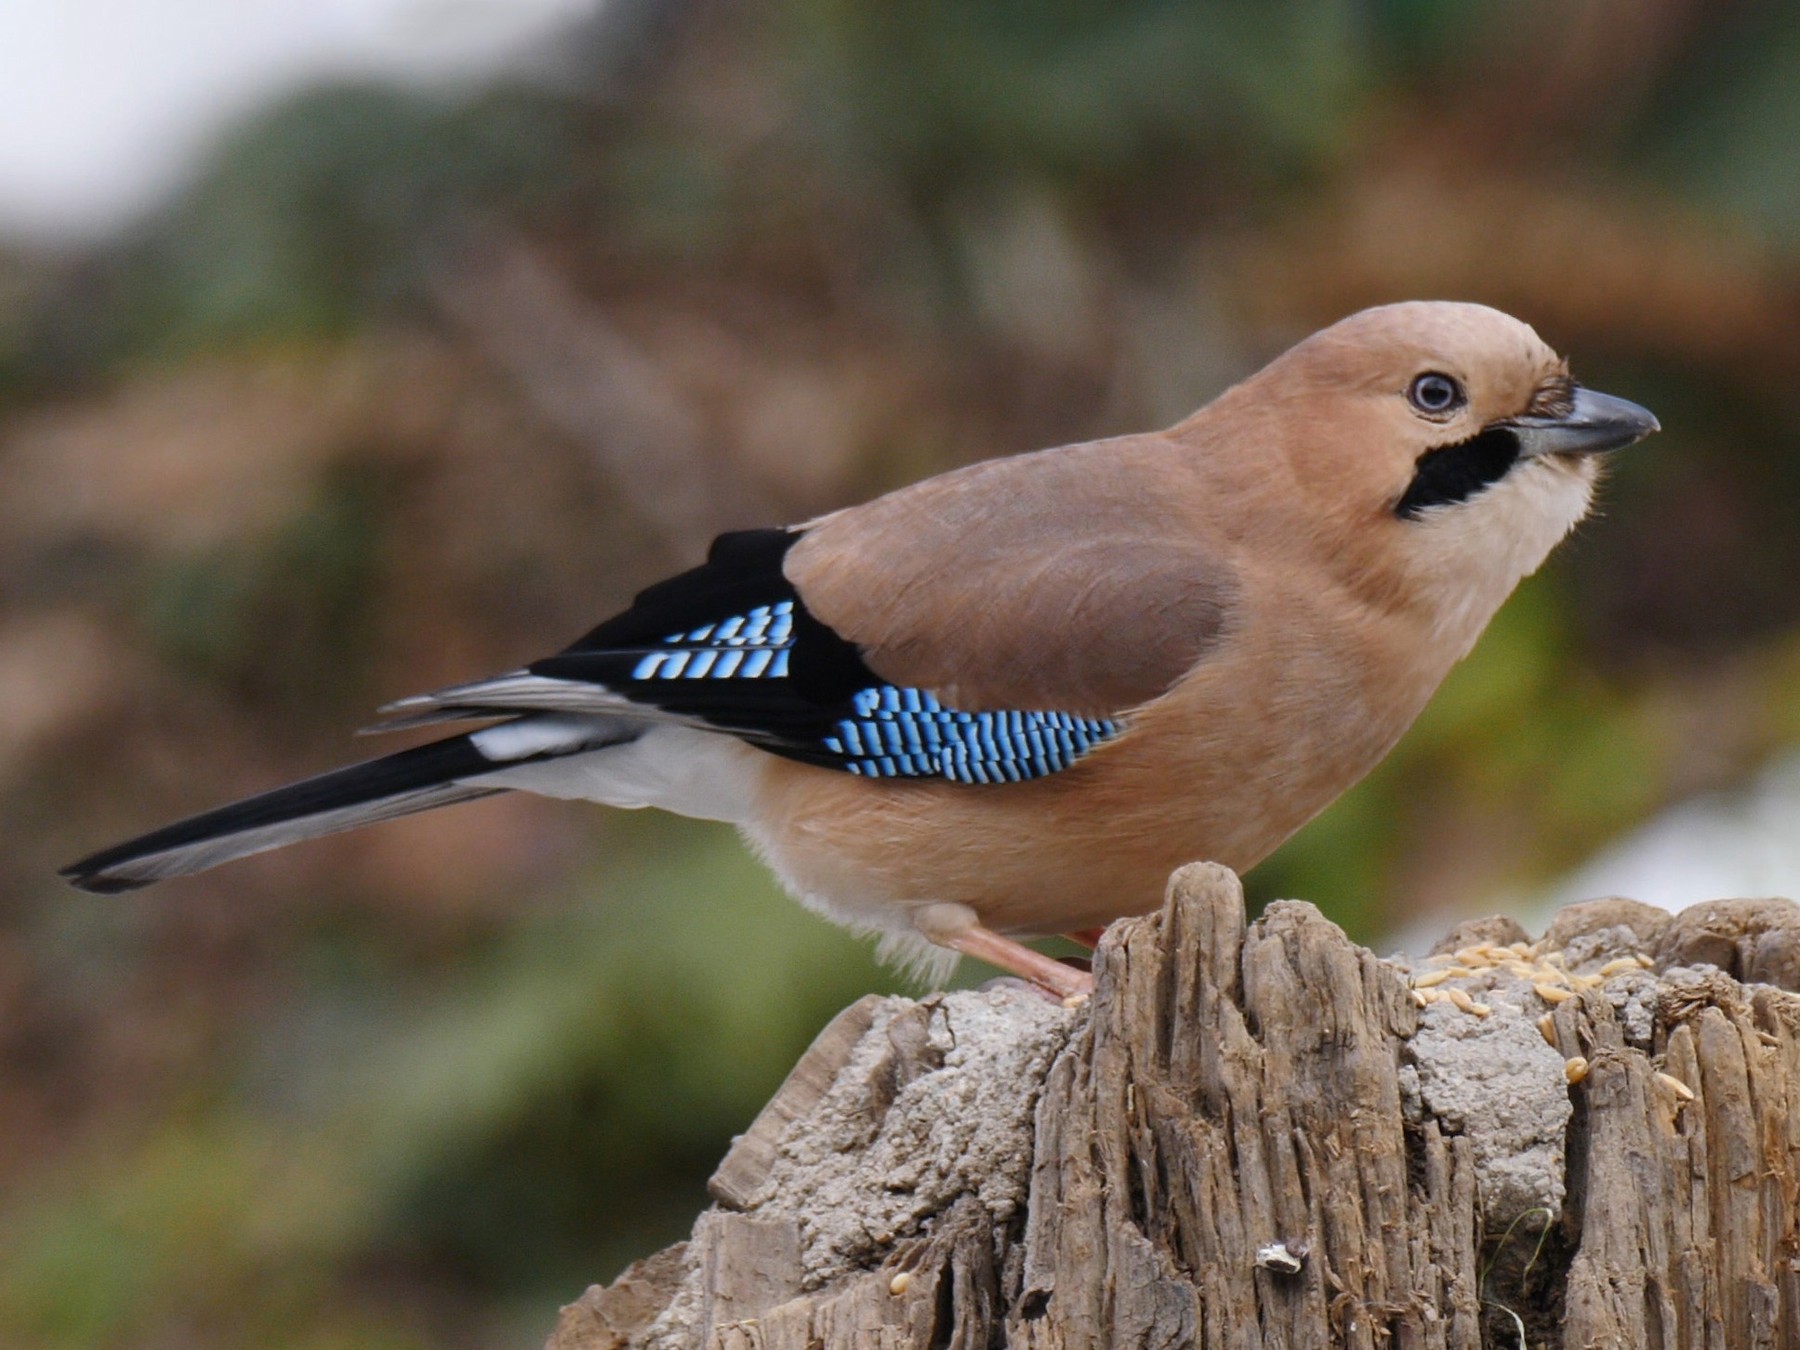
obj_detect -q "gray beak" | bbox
[1507,385,1660,458]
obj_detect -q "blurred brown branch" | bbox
[431,242,772,554]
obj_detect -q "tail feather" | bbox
[61,717,634,894]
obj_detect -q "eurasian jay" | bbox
[63,302,1658,999]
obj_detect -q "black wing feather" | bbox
[532,528,879,761]
[528,528,1123,783]
[60,523,1119,893]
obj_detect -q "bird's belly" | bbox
[744,658,1432,937]
[746,742,1386,936]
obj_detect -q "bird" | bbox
[62,301,1658,999]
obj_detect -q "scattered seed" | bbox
[1636,953,1656,969]
[1535,982,1575,1005]
[1538,1014,1557,1047]
[1413,968,1455,988]
[1454,946,1491,967]
[1599,957,1643,978]
[1410,988,1430,1008]
[1565,1056,1590,1085]
[890,1272,912,1296]
[1445,986,1493,1016]
[1657,1072,1696,1102]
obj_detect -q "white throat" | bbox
[1411,458,1596,657]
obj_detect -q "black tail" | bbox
[63,735,521,894]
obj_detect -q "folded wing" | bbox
[384,437,1240,785]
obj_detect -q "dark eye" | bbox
[1407,372,1464,416]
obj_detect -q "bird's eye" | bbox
[1407,372,1465,416]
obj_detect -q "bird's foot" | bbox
[913,903,1095,1005]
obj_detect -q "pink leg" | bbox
[913,903,1094,1002]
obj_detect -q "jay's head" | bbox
[1217,300,1658,620]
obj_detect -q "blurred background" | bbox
[3,0,1799,1344]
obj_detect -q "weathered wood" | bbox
[545,866,1800,1349]
[708,996,886,1212]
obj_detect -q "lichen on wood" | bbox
[545,866,1800,1349]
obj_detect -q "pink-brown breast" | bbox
[745,572,1450,937]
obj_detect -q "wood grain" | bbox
[544,869,1800,1349]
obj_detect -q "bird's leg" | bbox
[913,903,1095,1003]
[1063,928,1106,950]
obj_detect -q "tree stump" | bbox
[544,864,1800,1349]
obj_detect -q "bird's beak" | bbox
[1505,385,1660,458]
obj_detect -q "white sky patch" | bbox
[1537,749,1800,914]
[0,0,601,245]
[1387,747,1800,956]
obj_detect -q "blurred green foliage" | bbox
[784,0,1370,188]
[135,85,581,352]
[1,822,900,1349]
[140,460,389,709]
[6,1,1800,1346]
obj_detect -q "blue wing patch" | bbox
[631,601,795,680]
[824,686,1118,783]
[624,599,1119,782]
